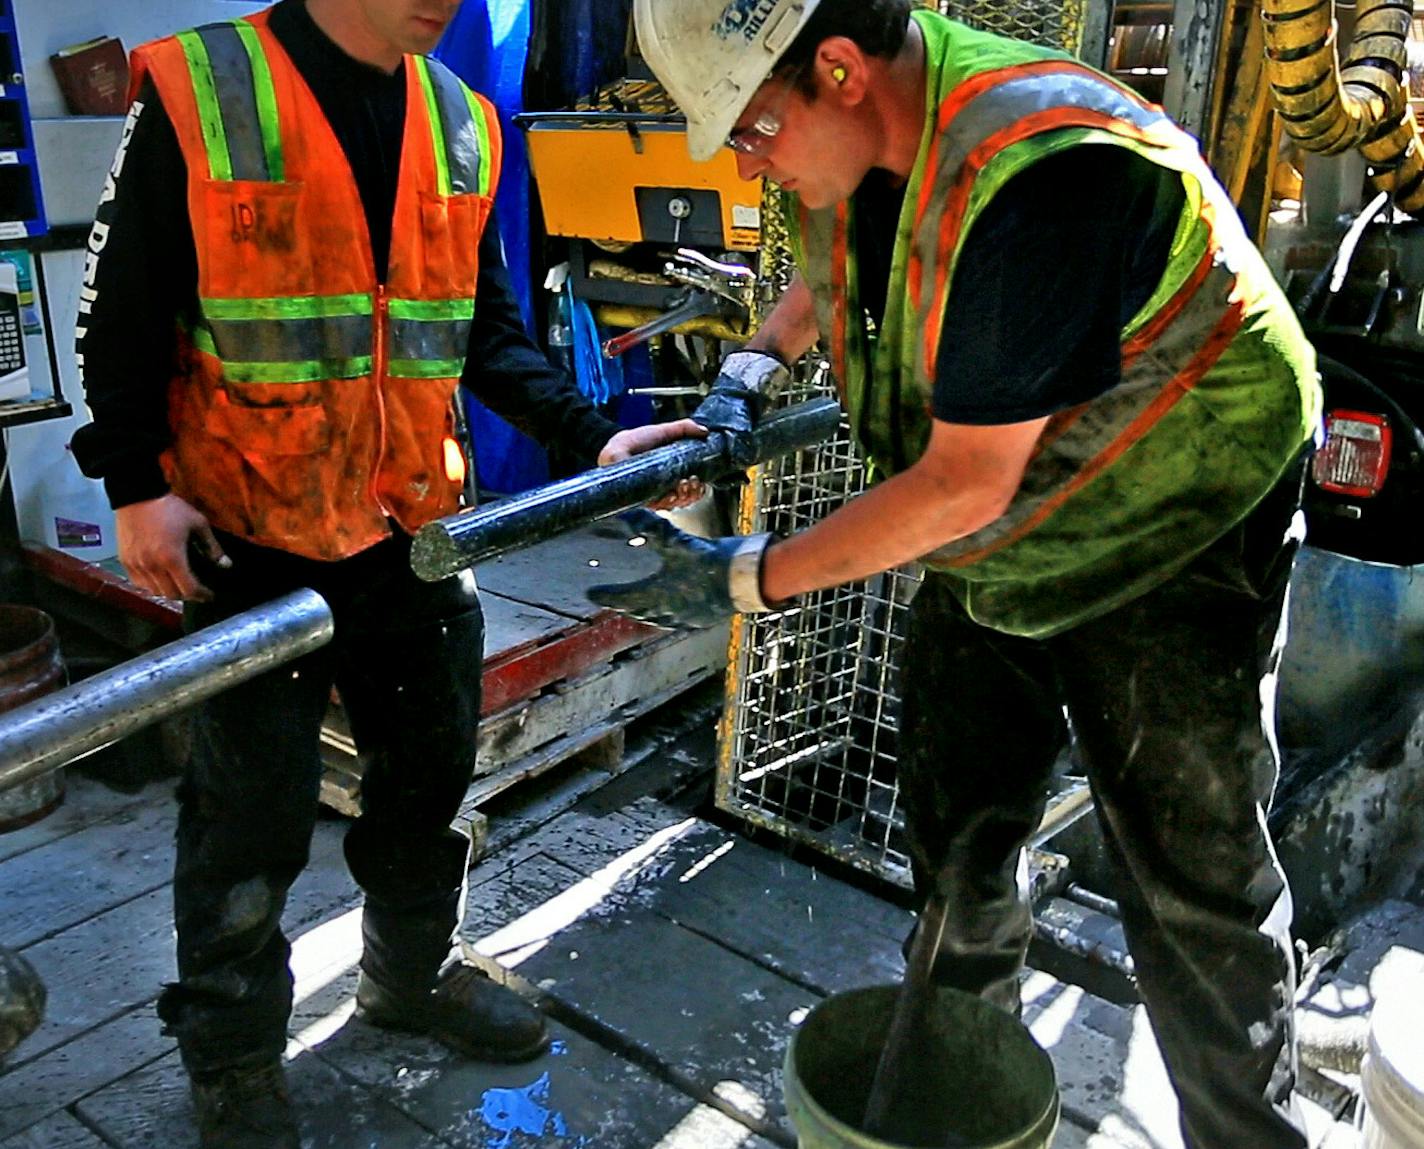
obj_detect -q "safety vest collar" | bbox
[174,20,495,198]
[175,21,283,181]
[411,55,494,198]
[910,62,1177,383]
[172,19,494,387]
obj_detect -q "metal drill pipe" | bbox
[410,397,843,581]
[0,589,334,792]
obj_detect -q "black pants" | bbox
[898,470,1307,1149]
[156,531,484,1076]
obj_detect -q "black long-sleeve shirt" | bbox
[854,145,1186,424]
[71,0,618,510]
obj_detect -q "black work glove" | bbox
[691,350,791,468]
[586,509,782,630]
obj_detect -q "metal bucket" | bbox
[0,605,65,830]
[783,985,1059,1149]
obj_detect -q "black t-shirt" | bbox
[72,0,618,509]
[853,145,1187,425]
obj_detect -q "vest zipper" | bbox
[371,283,392,517]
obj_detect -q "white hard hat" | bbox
[635,0,822,162]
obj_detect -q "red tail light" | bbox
[1312,409,1392,498]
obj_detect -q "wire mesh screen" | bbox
[714,1,1091,888]
[939,0,1087,61]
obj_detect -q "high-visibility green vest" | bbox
[789,10,1319,637]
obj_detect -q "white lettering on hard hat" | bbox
[712,0,782,42]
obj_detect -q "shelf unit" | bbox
[0,0,46,242]
[0,0,68,432]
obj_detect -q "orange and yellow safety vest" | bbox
[132,7,501,560]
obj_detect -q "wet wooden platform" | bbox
[0,709,1376,1149]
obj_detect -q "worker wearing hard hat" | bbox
[590,2,1319,1147]
[68,1,700,1146]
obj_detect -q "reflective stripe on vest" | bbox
[413,56,493,197]
[388,297,476,379]
[912,65,1175,380]
[190,294,375,383]
[176,22,282,181]
[789,10,1317,635]
[177,27,491,387]
[908,67,1248,565]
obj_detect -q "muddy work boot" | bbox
[189,1060,300,1149]
[356,961,549,1062]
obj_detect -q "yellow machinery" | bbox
[518,77,765,363]
[1262,0,1424,215]
[523,79,761,253]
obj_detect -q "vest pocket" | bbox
[204,387,331,457]
[419,192,491,295]
[198,180,312,299]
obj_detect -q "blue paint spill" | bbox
[477,1071,587,1147]
[549,1040,569,1056]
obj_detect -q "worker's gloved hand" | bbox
[587,509,782,629]
[691,350,790,468]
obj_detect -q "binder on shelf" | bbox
[49,36,128,117]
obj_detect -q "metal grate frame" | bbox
[715,0,1091,889]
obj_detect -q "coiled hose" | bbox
[1263,0,1424,212]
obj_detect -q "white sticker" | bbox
[732,204,761,230]
[0,222,25,240]
[0,152,18,166]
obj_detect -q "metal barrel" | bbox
[0,606,67,828]
[411,397,843,581]
[0,589,334,794]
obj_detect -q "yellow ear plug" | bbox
[832,65,847,83]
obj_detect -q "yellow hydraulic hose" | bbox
[1262,0,1424,213]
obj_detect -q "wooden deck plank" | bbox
[7,818,358,1065]
[0,1109,109,1149]
[492,793,912,993]
[0,796,175,948]
[0,774,149,866]
[498,903,818,1142]
[513,796,711,883]
[581,814,912,995]
[75,1048,445,1149]
[0,1007,171,1142]
[293,967,779,1149]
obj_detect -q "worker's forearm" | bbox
[747,275,819,364]
[759,466,1009,603]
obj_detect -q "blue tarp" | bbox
[438,0,550,493]
[437,0,646,492]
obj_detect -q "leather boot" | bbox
[189,1060,300,1149]
[355,961,549,1063]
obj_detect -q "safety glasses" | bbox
[725,61,811,156]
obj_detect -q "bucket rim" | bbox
[784,984,1061,1149]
